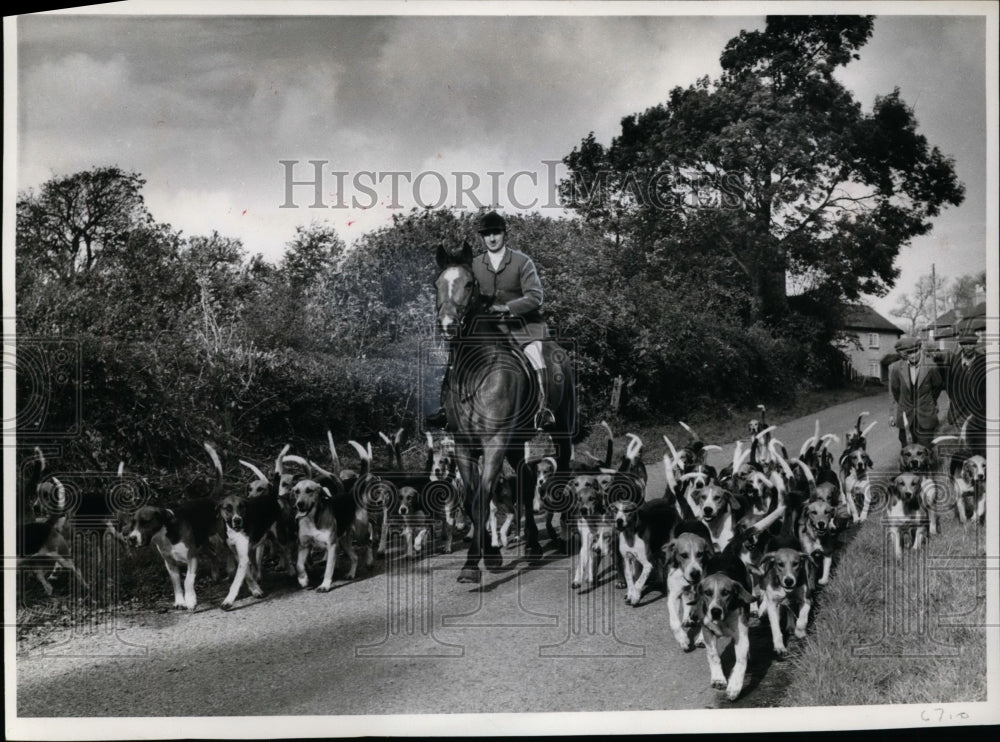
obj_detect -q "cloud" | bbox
[13,12,988,302]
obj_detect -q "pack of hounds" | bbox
[18,405,987,701]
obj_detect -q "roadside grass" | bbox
[778,502,988,706]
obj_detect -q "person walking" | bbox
[888,335,946,448]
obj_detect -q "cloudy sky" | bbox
[8,2,994,323]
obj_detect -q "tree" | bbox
[16,167,153,279]
[890,272,947,335]
[560,16,965,320]
[947,270,986,310]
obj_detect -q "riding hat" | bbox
[478,210,507,234]
[957,333,979,346]
[894,336,921,353]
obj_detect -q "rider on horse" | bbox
[426,210,557,432]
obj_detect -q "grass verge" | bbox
[777,505,987,706]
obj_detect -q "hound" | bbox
[840,413,877,470]
[127,496,220,610]
[570,473,613,589]
[747,404,768,438]
[665,519,715,650]
[527,442,562,546]
[697,528,759,701]
[934,418,987,526]
[218,457,285,609]
[886,472,933,560]
[897,412,940,535]
[348,441,393,556]
[898,413,936,473]
[610,482,665,605]
[239,458,297,577]
[953,454,987,525]
[689,483,743,551]
[125,443,224,610]
[292,475,369,590]
[841,448,874,522]
[397,486,433,558]
[797,499,839,585]
[427,432,469,553]
[20,450,87,597]
[759,540,818,656]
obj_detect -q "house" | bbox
[838,304,905,383]
[920,301,986,351]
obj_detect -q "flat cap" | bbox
[894,336,921,353]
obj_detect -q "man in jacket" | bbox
[888,335,945,448]
[426,210,556,431]
[935,333,986,455]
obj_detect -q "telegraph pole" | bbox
[930,263,940,349]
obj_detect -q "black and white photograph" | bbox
[4,1,997,737]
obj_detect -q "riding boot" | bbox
[533,368,556,430]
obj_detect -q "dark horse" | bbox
[434,241,576,583]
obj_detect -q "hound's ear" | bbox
[864,454,873,468]
[759,554,775,574]
[733,582,754,607]
[663,542,676,566]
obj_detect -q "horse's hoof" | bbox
[526,543,544,560]
[457,568,481,584]
[484,551,503,570]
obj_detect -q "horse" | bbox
[434,240,576,583]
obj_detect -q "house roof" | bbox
[922,301,986,337]
[841,304,905,334]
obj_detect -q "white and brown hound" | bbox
[759,541,818,656]
[934,420,987,526]
[427,432,469,553]
[569,473,613,589]
[797,499,839,585]
[886,472,934,560]
[127,496,220,610]
[217,458,285,610]
[689,483,742,552]
[697,531,758,701]
[665,519,714,650]
[842,448,874,523]
[126,443,224,610]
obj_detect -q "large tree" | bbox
[16,166,153,279]
[560,16,965,319]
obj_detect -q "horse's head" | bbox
[435,240,478,340]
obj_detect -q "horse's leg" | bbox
[456,449,483,583]
[508,446,543,559]
[479,440,507,570]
